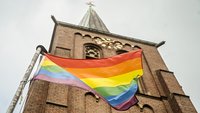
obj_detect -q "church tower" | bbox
[23,6,197,113]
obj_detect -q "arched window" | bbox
[84,44,102,59]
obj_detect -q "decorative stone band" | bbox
[94,37,135,50]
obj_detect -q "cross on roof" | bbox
[86,0,95,7]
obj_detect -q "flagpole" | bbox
[7,45,47,113]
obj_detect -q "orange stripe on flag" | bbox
[65,58,142,78]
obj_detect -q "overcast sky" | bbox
[0,0,199,112]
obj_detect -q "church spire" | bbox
[79,3,110,32]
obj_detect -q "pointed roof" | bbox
[79,7,110,33]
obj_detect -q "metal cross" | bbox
[86,0,95,7]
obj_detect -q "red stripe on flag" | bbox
[46,49,142,68]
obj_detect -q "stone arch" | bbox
[113,41,123,50]
[83,34,92,40]
[74,32,83,37]
[85,92,100,102]
[124,43,132,50]
[84,43,103,59]
[93,37,103,45]
[116,49,128,55]
[133,45,142,49]
[93,36,100,39]
[142,104,154,113]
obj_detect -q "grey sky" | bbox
[0,0,199,112]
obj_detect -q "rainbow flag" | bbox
[34,49,143,110]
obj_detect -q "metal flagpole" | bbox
[7,45,47,113]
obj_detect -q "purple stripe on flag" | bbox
[115,96,138,111]
[34,75,93,92]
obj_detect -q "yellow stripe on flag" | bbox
[42,58,56,66]
[81,69,143,88]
